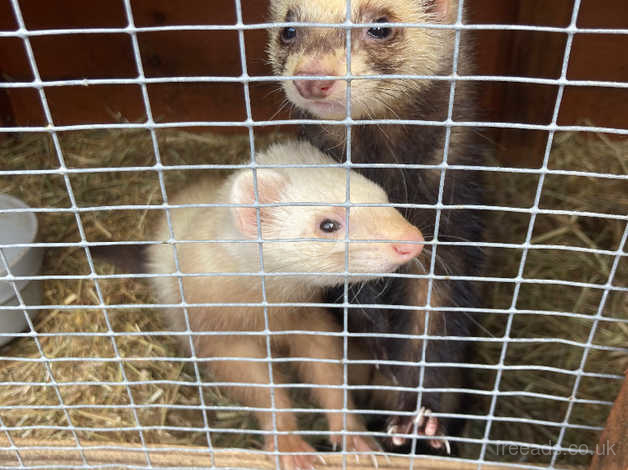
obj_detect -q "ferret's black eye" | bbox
[320,219,342,233]
[280,27,297,44]
[367,18,392,40]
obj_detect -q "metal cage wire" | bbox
[0,0,627,468]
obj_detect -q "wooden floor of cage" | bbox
[0,438,587,470]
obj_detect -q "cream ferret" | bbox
[145,140,424,469]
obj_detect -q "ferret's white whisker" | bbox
[268,98,293,122]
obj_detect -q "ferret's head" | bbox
[267,0,457,119]
[228,141,424,286]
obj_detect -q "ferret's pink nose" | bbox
[294,77,337,99]
[294,65,338,100]
[391,229,424,261]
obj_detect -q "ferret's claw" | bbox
[387,423,406,446]
[444,438,452,455]
[413,407,426,426]
[391,407,451,451]
[317,455,327,465]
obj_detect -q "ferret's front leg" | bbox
[196,336,318,470]
[382,277,457,455]
[287,309,381,459]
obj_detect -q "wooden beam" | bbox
[588,372,628,470]
[0,438,570,470]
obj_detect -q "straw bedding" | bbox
[0,129,626,467]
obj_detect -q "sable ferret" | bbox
[267,0,485,453]
[144,140,424,469]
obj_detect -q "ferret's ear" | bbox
[426,0,455,22]
[231,169,286,239]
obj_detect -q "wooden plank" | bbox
[0,438,566,470]
[1,0,627,154]
[484,0,573,167]
[0,0,15,30]
[588,372,628,470]
[0,78,15,126]
[0,0,283,132]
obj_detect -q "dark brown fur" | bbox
[313,105,485,453]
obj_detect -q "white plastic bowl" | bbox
[0,194,43,347]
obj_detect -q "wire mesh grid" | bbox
[0,0,627,469]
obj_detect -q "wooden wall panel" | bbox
[132,0,236,26]
[45,85,146,126]
[561,32,628,130]
[466,0,628,165]
[19,0,126,29]
[563,0,628,131]
[31,34,137,80]
[579,0,628,29]
[1,88,43,126]
[0,0,15,30]
[0,0,281,130]
[0,0,627,164]
[468,0,573,166]
[1,36,32,80]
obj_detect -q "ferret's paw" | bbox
[386,407,451,454]
[329,433,382,468]
[266,435,320,470]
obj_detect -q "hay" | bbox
[0,129,626,467]
[467,131,628,467]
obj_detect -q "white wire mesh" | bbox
[0,0,626,469]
